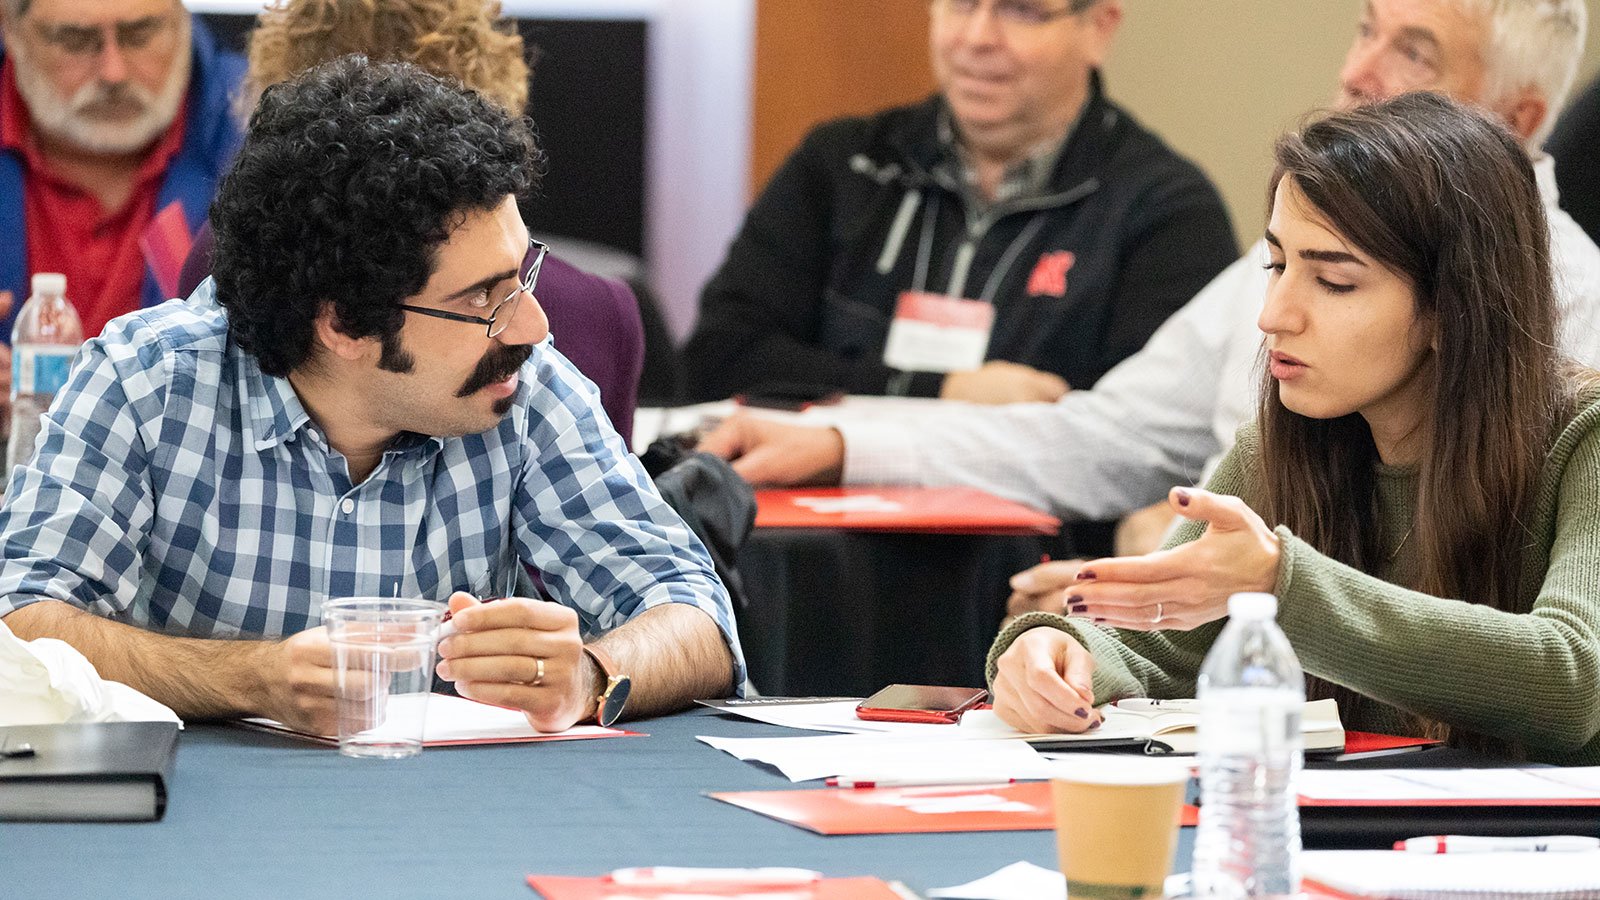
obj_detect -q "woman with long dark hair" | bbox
[988,91,1600,763]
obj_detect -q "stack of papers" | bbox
[696,732,1059,782]
[1297,767,1600,805]
[702,697,1343,754]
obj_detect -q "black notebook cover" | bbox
[0,721,179,822]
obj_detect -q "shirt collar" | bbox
[936,101,1080,209]
[1530,152,1560,212]
[237,332,314,453]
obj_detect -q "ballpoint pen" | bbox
[1113,698,1197,712]
[1394,835,1600,853]
[436,595,502,640]
[438,554,518,640]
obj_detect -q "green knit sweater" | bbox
[986,391,1600,765]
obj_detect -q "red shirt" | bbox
[0,59,188,338]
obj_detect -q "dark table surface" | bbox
[1,703,1518,899]
[0,707,1104,899]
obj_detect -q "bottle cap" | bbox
[1227,592,1278,619]
[30,273,66,296]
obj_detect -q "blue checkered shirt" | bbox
[0,283,745,687]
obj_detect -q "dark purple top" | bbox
[178,222,644,439]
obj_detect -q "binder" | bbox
[0,721,178,822]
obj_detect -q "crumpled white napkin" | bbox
[0,616,181,726]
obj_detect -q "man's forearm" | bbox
[4,600,276,720]
[590,602,736,719]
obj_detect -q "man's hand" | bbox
[991,626,1102,734]
[697,415,845,487]
[260,626,343,736]
[1066,487,1281,631]
[435,591,597,733]
[1005,558,1085,618]
[940,361,1069,405]
[1114,501,1180,557]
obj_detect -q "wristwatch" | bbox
[581,644,632,727]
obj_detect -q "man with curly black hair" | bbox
[0,57,742,735]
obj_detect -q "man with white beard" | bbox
[0,0,244,349]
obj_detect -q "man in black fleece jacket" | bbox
[684,0,1236,405]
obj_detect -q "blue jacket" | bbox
[0,17,244,336]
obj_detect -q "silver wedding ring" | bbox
[1153,602,1164,625]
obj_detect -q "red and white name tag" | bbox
[881,291,994,373]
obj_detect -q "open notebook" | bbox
[1007,698,1345,754]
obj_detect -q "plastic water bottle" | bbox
[1190,592,1304,898]
[8,273,83,473]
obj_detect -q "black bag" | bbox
[640,437,757,611]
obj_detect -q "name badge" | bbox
[881,291,994,373]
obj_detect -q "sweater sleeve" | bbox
[983,436,1257,701]
[1273,428,1600,756]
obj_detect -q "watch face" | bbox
[600,675,632,727]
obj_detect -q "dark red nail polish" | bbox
[1074,708,1089,719]
[1067,594,1082,605]
[1076,570,1095,580]
[1093,617,1106,624]
[1089,718,1103,729]
[1175,489,1191,507]
[1070,604,1087,614]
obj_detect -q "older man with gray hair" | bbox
[0,0,243,346]
[704,0,1600,612]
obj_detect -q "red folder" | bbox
[526,875,903,899]
[1340,731,1440,755]
[754,487,1061,535]
[709,783,1199,835]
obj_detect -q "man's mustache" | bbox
[457,343,533,397]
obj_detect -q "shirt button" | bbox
[340,498,355,515]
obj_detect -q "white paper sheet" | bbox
[245,694,622,743]
[696,732,1058,782]
[1302,850,1600,897]
[927,861,1066,900]
[1297,766,1600,802]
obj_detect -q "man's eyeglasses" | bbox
[31,15,178,60]
[400,239,547,339]
[933,0,1089,29]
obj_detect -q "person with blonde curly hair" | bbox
[179,0,646,438]
[239,0,527,116]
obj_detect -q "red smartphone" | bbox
[855,684,989,725]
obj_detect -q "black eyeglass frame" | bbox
[399,239,548,338]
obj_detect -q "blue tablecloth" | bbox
[0,707,1116,899]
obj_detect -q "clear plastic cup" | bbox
[320,597,445,759]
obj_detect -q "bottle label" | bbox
[12,345,78,397]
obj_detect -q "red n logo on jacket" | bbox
[1026,250,1075,298]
